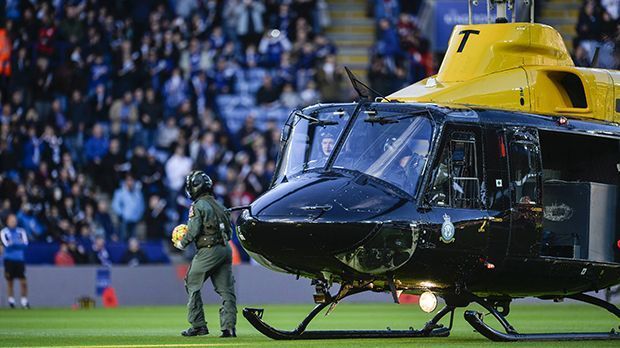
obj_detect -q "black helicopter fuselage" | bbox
[237,102,620,301]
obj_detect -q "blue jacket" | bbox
[112,183,145,223]
[1,227,29,262]
[84,136,109,162]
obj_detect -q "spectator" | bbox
[95,201,116,241]
[84,124,109,164]
[145,194,167,240]
[121,238,149,266]
[235,0,266,49]
[157,118,181,150]
[91,236,111,267]
[577,0,605,41]
[67,237,89,264]
[165,145,193,197]
[300,80,320,106]
[258,29,292,68]
[573,43,592,67]
[280,83,302,108]
[376,18,401,59]
[99,138,127,194]
[163,68,188,116]
[54,242,75,266]
[138,88,162,149]
[90,84,112,123]
[316,55,343,102]
[256,74,281,105]
[374,0,400,24]
[109,91,139,136]
[111,175,145,241]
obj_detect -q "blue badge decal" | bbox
[440,214,455,243]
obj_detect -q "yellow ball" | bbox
[172,224,188,243]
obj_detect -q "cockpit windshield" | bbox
[274,104,433,196]
[332,109,432,195]
[275,106,354,182]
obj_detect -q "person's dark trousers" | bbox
[119,220,137,241]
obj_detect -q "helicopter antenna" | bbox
[591,46,600,68]
[344,66,395,103]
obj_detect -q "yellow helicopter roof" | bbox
[389,22,620,124]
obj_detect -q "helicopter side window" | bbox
[428,133,481,208]
[509,141,541,205]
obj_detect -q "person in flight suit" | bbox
[172,171,237,337]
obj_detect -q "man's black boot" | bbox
[181,326,209,337]
[220,328,236,338]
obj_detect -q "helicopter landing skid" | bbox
[242,289,453,340]
[464,293,620,342]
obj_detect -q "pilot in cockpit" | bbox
[389,138,429,193]
[314,131,335,166]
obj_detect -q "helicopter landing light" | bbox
[419,291,437,313]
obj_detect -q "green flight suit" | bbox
[180,194,237,331]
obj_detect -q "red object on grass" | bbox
[102,287,119,308]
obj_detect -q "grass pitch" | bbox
[0,303,618,347]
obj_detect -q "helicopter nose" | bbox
[236,172,411,269]
[237,208,380,258]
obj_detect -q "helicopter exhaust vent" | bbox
[535,70,590,114]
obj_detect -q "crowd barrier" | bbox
[0,264,392,307]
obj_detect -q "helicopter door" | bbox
[425,125,487,254]
[483,128,511,265]
[507,128,543,257]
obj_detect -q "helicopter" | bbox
[235,0,620,341]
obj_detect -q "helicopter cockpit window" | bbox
[274,107,353,183]
[332,110,432,195]
[427,132,481,208]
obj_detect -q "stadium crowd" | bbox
[573,0,620,68]
[0,0,434,266]
[0,0,342,265]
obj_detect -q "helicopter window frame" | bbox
[426,129,484,209]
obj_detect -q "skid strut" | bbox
[463,293,620,342]
[243,288,453,340]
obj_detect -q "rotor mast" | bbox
[468,0,535,24]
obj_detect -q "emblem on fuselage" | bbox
[440,214,455,243]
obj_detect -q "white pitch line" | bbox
[33,344,247,348]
